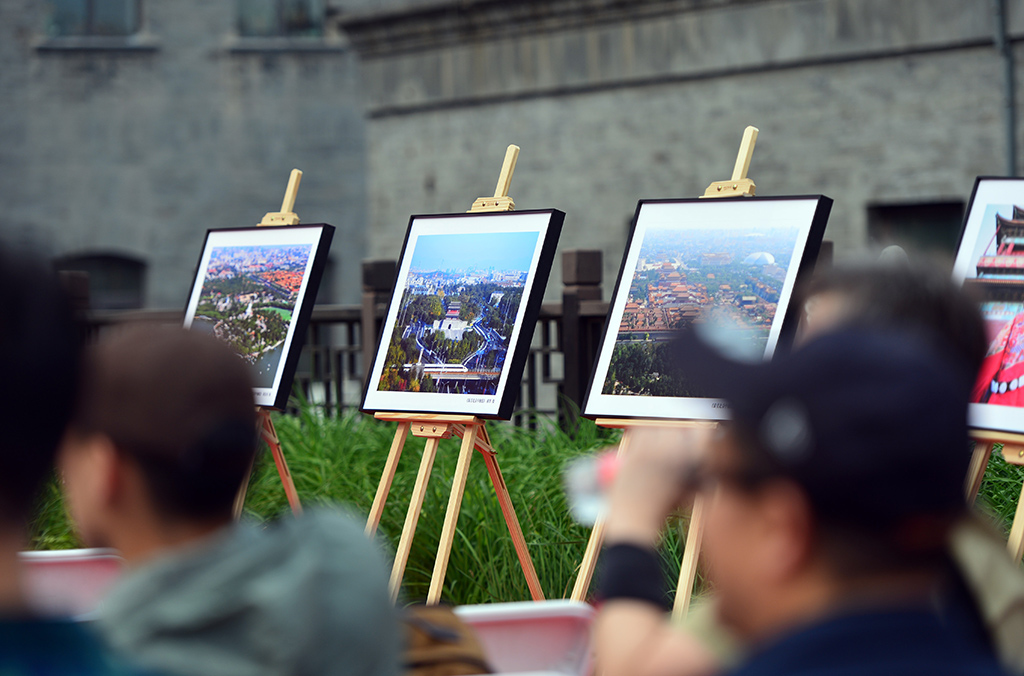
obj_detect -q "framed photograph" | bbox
[361,210,563,419]
[952,177,1024,434]
[184,224,335,409]
[583,196,831,420]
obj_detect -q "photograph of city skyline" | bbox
[601,223,802,398]
[191,243,313,388]
[375,231,540,395]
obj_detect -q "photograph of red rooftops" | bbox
[190,243,313,388]
[600,224,795,399]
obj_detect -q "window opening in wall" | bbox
[238,0,325,38]
[54,253,146,311]
[866,201,966,258]
[45,0,141,37]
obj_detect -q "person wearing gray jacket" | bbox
[59,326,400,676]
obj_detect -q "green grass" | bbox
[975,442,1024,536]
[27,409,1024,606]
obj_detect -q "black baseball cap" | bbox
[670,326,973,528]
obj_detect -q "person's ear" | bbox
[92,436,129,509]
[63,434,125,510]
[755,481,815,582]
[57,433,125,548]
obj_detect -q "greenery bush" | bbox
[28,406,1024,606]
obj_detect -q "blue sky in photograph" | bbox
[409,231,540,273]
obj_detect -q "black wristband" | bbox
[595,543,669,610]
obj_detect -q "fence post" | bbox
[361,260,397,382]
[560,250,603,422]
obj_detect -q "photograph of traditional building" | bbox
[585,197,829,420]
[362,210,562,418]
[184,224,334,409]
[191,243,313,388]
[953,179,1024,433]
[374,230,536,396]
[962,204,1024,406]
[601,224,794,398]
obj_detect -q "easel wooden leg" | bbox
[258,410,302,515]
[571,429,634,602]
[965,441,994,504]
[672,492,707,621]
[232,457,256,520]
[1001,443,1024,562]
[570,515,607,602]
[481,450,545,601]
[390,436,441,602]
[427,425,479,604]
[1008,482,1024,563]
[366,422,411,537]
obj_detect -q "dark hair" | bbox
[797,261,987,376]
[75,326,257,522]
[0,246,83,521]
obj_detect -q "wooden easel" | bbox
[570,126,760,620]
[965,429,1024,562]
[365,145,544,604]
[232,169,305,517]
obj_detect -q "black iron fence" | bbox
[83,251,610,424]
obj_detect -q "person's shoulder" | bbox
[270,507,389,567]
[727,607,1006,676]
[0,617,154,675]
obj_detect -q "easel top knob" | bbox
[469,145,519,213]
[702,126,758,199]
[258,169,303,226]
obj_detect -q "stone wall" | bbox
[346,0,1024,294]
[1,0,366,306]
[4,0,1024,306]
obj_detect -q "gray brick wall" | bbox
[348,0,1024,295]
[1,0,366,307]
[4,0,1024,307]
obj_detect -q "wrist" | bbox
[603,515,662,548]
[595,543,669,610]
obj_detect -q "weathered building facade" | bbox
[1,0,1021,306]
[345,0,1024,291]
[1,0,366,307]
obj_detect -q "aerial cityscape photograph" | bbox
[602,223,801,398]
[376,231,540,395]
[191,243,313,388]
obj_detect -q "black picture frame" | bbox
[582,195,831,420]
[951,176,1024,434]
[184,223,335,410]
[361,209,564,420]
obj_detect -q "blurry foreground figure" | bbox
[595,326,1007,676]
[60,326,400,676]
[0,246,142,674]
[801,262,1024,672]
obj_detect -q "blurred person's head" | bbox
[60,326,256,564]
[0,246,82,530]
[797,259,987,374]
[674,327,972,643]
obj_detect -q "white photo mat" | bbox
[183,225,331,408]
[584,197,828,420]
[952,177,1024,434]
[362,211,561,418]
